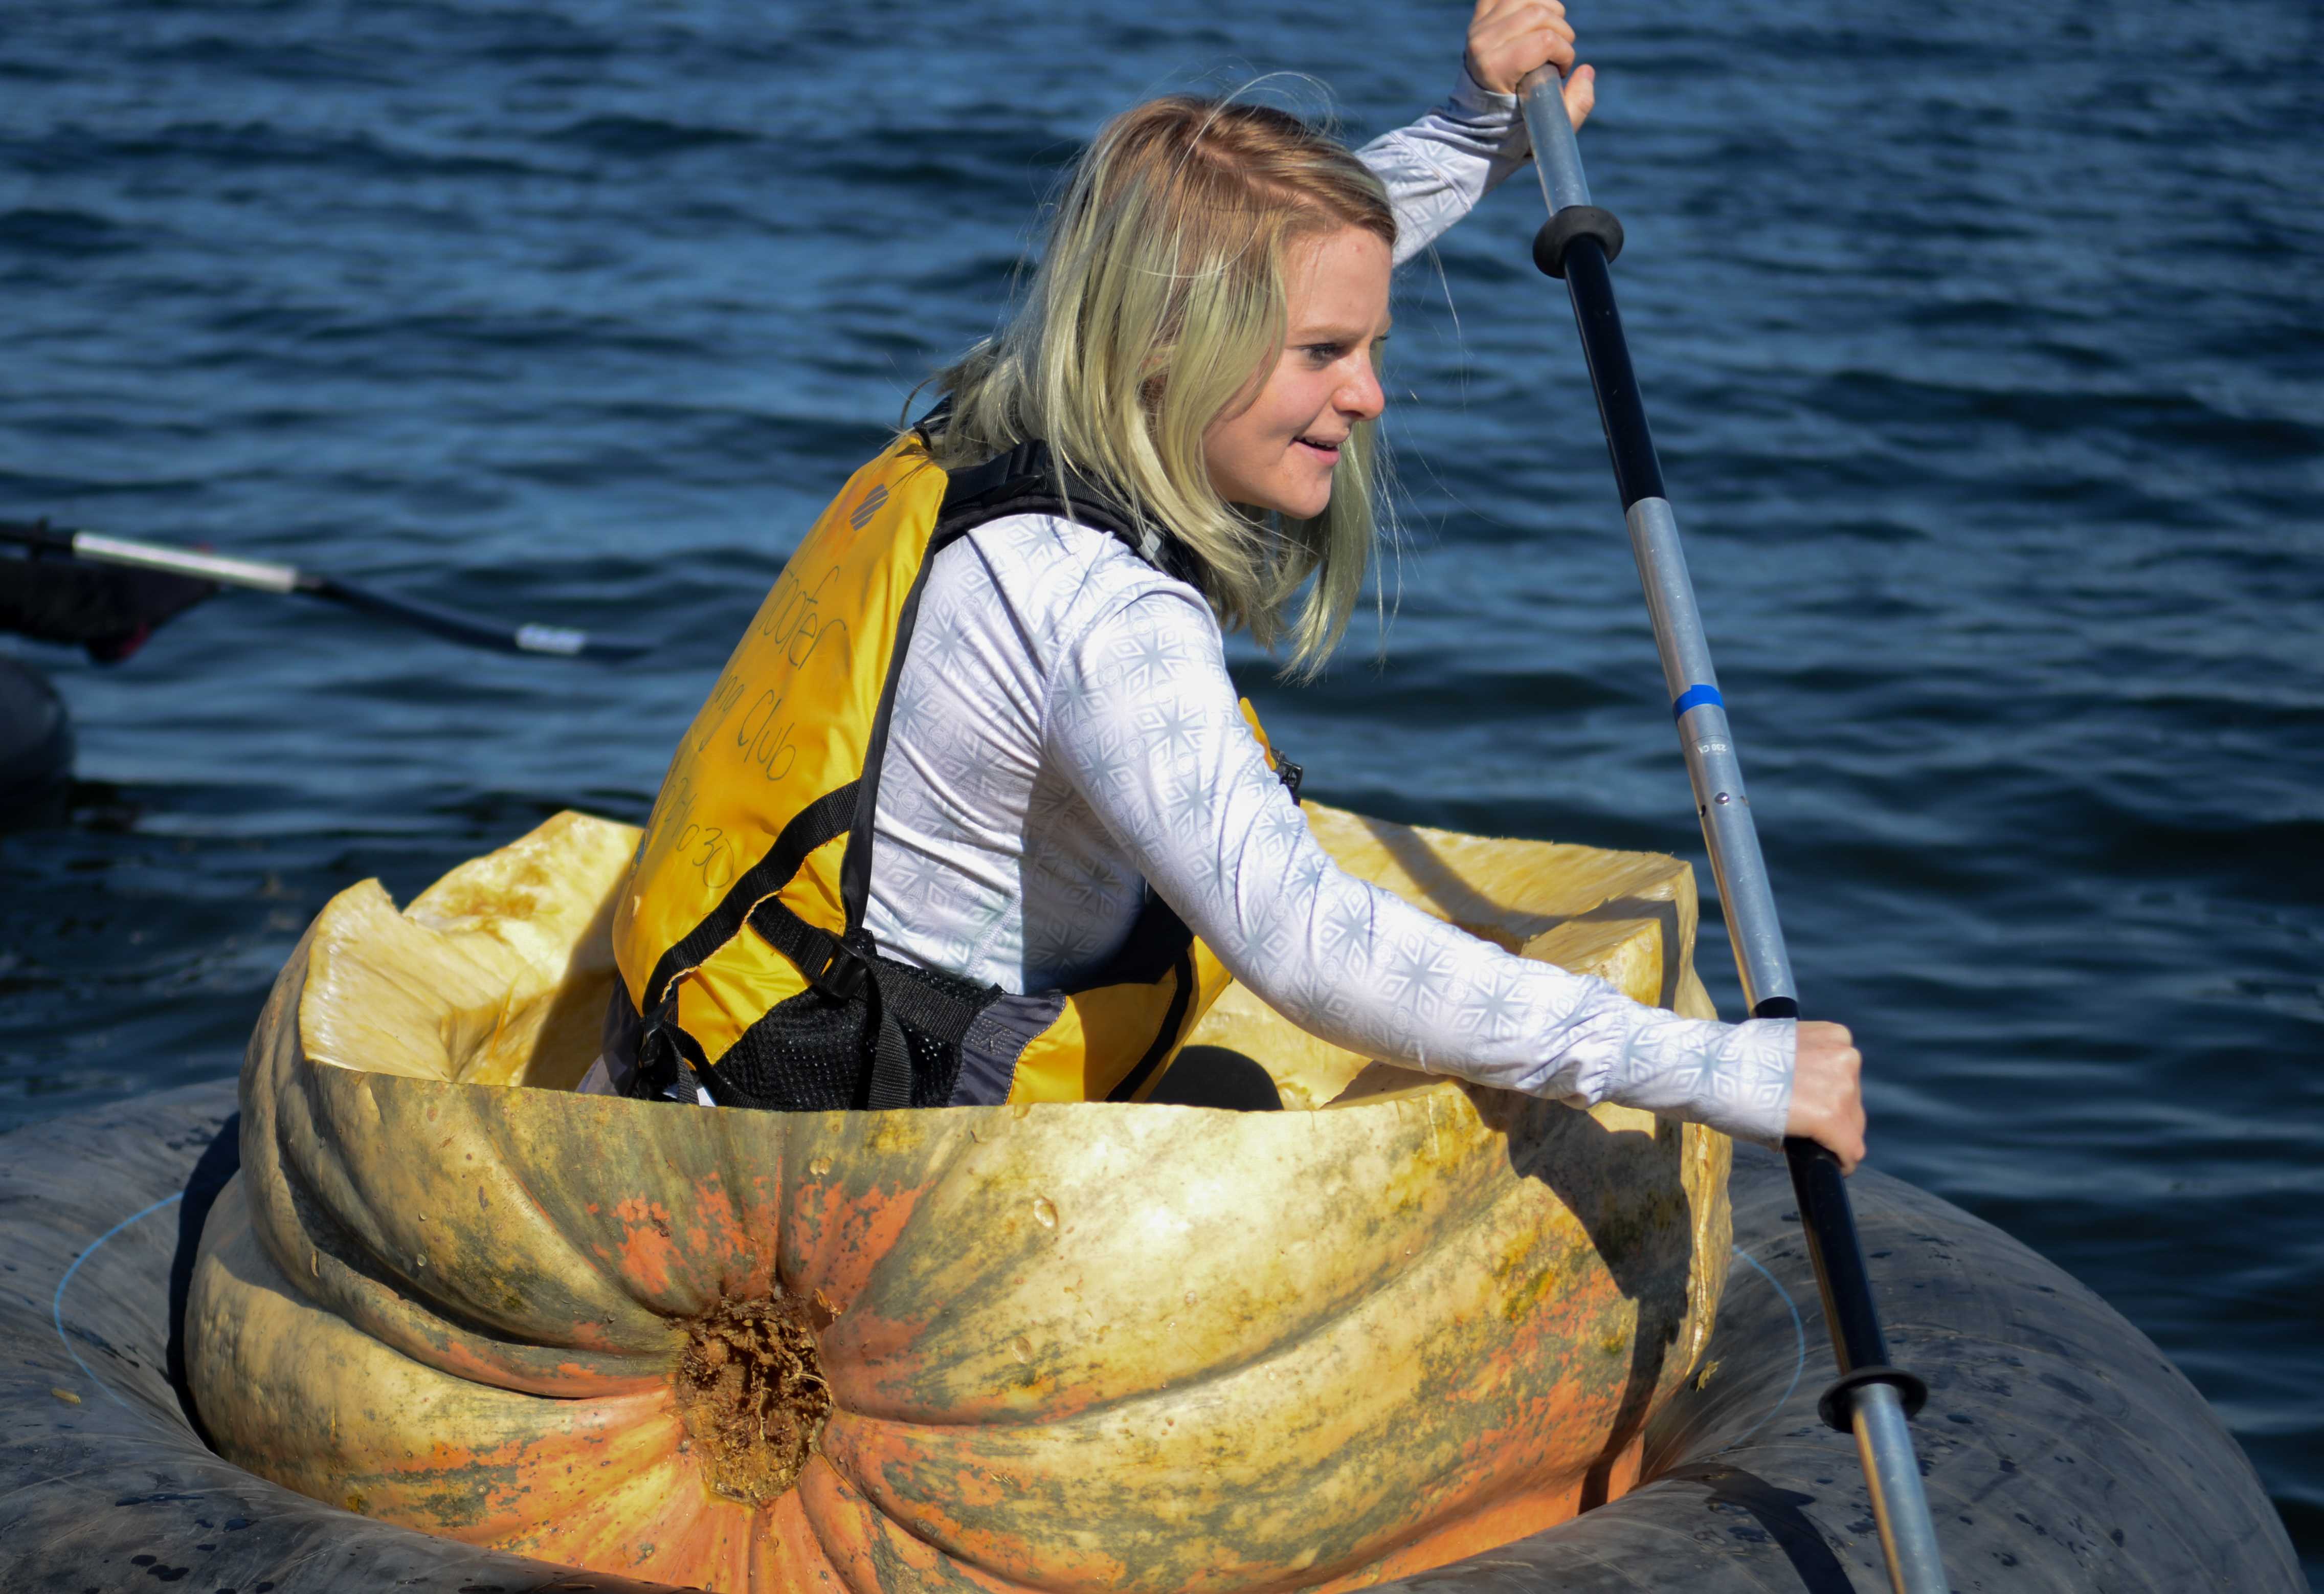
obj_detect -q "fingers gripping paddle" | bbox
[1515,70,1947,1593]
[0,519,651,661]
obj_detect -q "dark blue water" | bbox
[4,0,2318,1576]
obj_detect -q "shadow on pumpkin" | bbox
[1353,812,1687,1009]
[1486,1097,1694,1512]
[517,881,624,1091]
[165,1110,243,1450]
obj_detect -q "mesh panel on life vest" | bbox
[705,953,998,1111]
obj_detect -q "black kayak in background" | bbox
[0,549,220,821]
[0,654,72,818]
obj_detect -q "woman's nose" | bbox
[1337,356,1385,421]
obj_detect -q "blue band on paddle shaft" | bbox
[1671,683,1724,720]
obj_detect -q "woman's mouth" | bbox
[1294,433,1343,462]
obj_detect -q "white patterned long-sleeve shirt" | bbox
[861,78,1797,1145]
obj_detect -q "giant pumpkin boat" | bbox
[182,805,1734,1593]
[3,808,2298,1593]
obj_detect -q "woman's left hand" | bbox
[1464,0,1595,129]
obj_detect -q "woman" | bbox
[592,0,1868,1171]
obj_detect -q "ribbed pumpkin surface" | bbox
[189,809,1731,1593]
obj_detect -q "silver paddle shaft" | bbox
[1518,67,1946,1594]
[1622,494,1795,1011]
[67,530,302,593]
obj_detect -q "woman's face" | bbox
[1203,225,1392,520]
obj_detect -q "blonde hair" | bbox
[920,96,1396,677]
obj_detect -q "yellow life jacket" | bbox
[609,431,1277,1111]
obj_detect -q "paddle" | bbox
[0,519,652,661]
[1514,69,1947,1593]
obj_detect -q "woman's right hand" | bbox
[1464,0,1596,130]
[1786,1021,1867,1171]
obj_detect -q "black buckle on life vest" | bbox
[630,995,711,1103]
[633,1012,683,1098]
[803,934,870,1002]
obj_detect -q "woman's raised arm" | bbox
[1357,0,1596,265]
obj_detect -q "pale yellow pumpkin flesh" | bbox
[189,807,1731,1593]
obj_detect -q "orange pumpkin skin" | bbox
[189,811,1731,1593]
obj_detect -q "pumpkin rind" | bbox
[190,808,1732,1593]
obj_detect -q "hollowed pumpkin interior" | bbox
[318,802,1718,1109]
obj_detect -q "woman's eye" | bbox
[1303,343,1346,364]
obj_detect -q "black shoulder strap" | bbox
[639,781,857,1015]
[910,425,1203,585]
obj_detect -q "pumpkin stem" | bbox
[675,1296,833,1507]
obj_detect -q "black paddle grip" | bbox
[1786,1134,1930,1430]
[1760,992,1928,1430]
[1532,204,1625,278]
[1553,237,1666,510]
